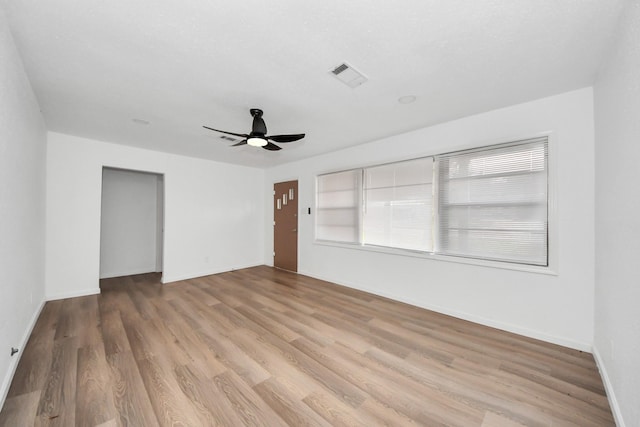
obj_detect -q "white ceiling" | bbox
[4,0,624,168]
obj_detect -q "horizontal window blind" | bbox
[363,157,433,252]
[437,137,548,265]
[316,169,361,243]
[315,136,550,268]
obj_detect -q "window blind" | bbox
[436,137,548,265]
[363,157,434,252]
[316,169,361,243]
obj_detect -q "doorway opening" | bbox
[99,167,164,282]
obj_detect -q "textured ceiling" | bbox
[4,0,624,168]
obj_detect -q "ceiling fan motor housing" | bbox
[250,109,267,135]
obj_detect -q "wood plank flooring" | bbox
[0,266,615,426]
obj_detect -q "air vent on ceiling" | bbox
[330,62,368,88]
[219,135,238,142]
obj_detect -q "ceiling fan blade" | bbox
[262,142,282,151]
[231,139,247,147]
[203,126,248,139]
[267,133,305,143]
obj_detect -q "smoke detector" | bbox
[330,62,368,88]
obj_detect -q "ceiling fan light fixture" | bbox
[247,136,267,147]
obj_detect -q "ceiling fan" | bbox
[203,109,305,151]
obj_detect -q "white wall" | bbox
[0,8,47,406]
[594,0,640,425]
[46,132,265,299]
[100,168,161,278]
[265,88,595,350]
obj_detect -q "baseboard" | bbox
[593,346,626,427]
[299,269,592,352]
[162,262,264,284]
[99,265,158,279]
[0,299,46,410]
[46,287,101,301]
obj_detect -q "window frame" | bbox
[314,133,557,275]
[315,168,363,245]
[362,156,435,253]
[435,137,549,266]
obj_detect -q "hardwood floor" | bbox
[0,266,615,426]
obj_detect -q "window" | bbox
[363,157,433,252]
[316,169,361,243]
[315,136,549,267]
[436,138,548,266]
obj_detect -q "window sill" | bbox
[313,240,558,276]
